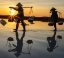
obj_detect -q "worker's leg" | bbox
[54,21,57,31]
[13,19,20,31]
[21,20,26,31]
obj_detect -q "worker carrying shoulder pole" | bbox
[9,2,33,32]
[50,7,58,31]
[9,2,25,32]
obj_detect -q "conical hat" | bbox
[16,2,23,6]
[50,7,56,11]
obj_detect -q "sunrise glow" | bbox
[0,0,64,18]
[10,9,15,15]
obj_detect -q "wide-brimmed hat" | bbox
[16,2,23,6]
[50,7,56,11]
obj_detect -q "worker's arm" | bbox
[9,7,18,11]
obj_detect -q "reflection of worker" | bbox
[9,2,25,32]
[47,31,58,52]
[11,31,25,57]
[50,7,58,31]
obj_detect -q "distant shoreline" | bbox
[0,15,64,22]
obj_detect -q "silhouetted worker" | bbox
[47,31,58,52]
[9,2,25,32]
[50,7,58,31]
[10,31,25,57]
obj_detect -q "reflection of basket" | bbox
[58,21,63,25]
[57,35,62,39]
[26,40,33,54]
[27,40,33,44]
[7,37,14,41]
[6,37,14,52]
[48,22,54,26]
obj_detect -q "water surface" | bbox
[0,20,64,58]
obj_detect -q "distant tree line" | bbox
[0,15,64,22]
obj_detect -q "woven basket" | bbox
[48,22,54,26]
[58,21,63,25]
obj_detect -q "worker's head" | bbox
[50,7,56,11]
[16,2,23,7]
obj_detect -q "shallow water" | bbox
[0,20,64,58]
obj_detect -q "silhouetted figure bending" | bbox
[50,7,58,31]
[9,2,26,32]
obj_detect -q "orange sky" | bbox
[0,0,64,18]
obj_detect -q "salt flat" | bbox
[0,20,64,58]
